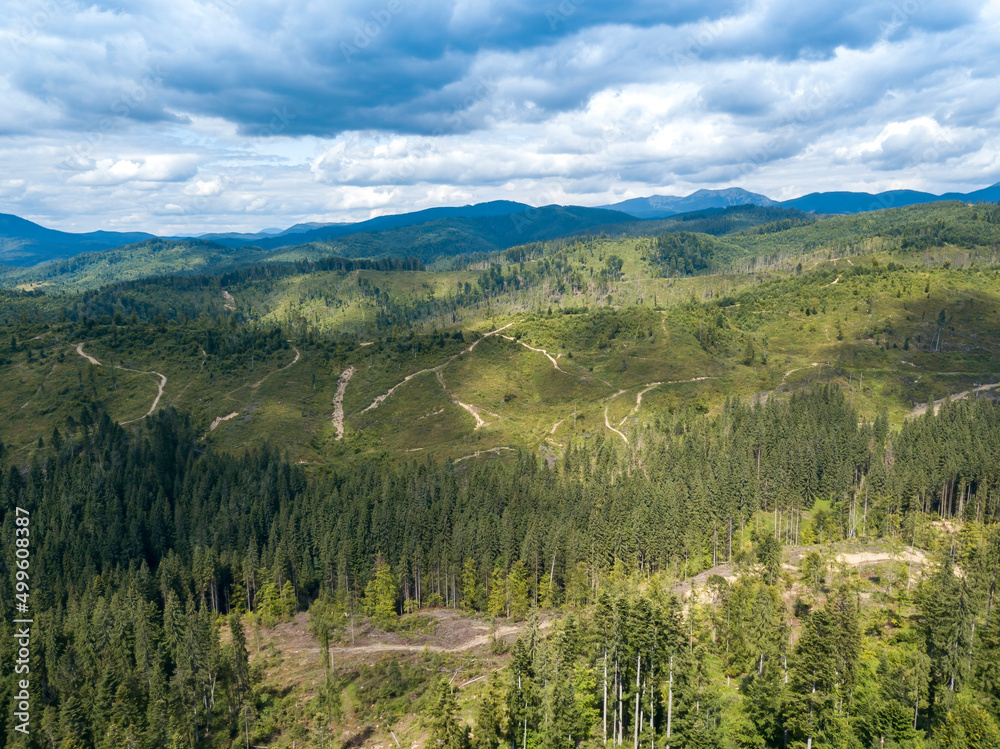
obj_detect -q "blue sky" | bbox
[1,0,998,233]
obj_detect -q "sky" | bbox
[1,0,999,234]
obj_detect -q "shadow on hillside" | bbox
[343,726,374,748]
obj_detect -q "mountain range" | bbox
[598,187,777,217]
[2,183,998,269]
[0,213,155,267]
[599,183,1000,219]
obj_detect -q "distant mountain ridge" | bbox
[247,200,535,251]
[3,183,998,269]
[1,204,635,289]
[604,183,1000,219]
[0,201,537,267]
[0,213,155,266]
[599,188,776,218]
[781,183,1000,214]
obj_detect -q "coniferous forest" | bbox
[3,382,1000,747]
[2,201,1000,748]
[4,0,1000,744]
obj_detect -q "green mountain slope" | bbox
[3,199,1000,749]
[0,238,271,291]
[0,205,637,290]
[2,225,999,465]
[0,212,155,265]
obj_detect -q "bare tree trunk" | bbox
[604,649,608,744]
[666,654,674,749]
[634,654,641,749]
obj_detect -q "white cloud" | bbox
[184,176,225,197]
[843,117,985,170]
[67,154,200,186]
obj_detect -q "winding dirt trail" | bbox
[330,625,522,655]
[453,399,488,429]
[834,549,927,566]
[777,362,828,389]
[323,617,551,658]
[500,335,568,373]
[362,322,515,413]
[619,382,663,426]
[251,346,300,388]
[611,376,718,429]
[604,405,629,445]
[333,366,355,440]
[674,547,930,599]
[453,446,513,463]
[76,342,168,423]
[909,382,1000,418]
[75,342,101,365]
[210,412,239,431]
[206,345,302,435]
[120,368,168,424]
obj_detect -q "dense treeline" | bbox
[729,201,1000,264]
[3,386,1000,745]
[666,205,817,237]
[61,256,424,325]
[646,232,724,277]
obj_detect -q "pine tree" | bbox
[734,658,785,748]
[783,606,848,749]
[227,611,252,732]
[473,677,506,749]
[428,679,469,749]
[508,562,530,621]
[364,555,398,626]
[487,565,507,619]
[280,579,297,619]
[461,557,481,614]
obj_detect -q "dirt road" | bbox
[362,322,515,413]
[909,382,1000,418]
[76,342,168,422]
[75,342,101,365]
[333,366,355,439]
[251,346,300,388]
[210,412,239,431]
[500,335,567,373]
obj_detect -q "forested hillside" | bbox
[2,387,1000,747]
[1,200,999,748]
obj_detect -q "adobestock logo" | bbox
[8,0,73,52]
[62,66,169,165]
[341,0,404,62]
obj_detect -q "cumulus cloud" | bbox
[184,176,226,197]
[66,154,200,186]
[848,118,986,170]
